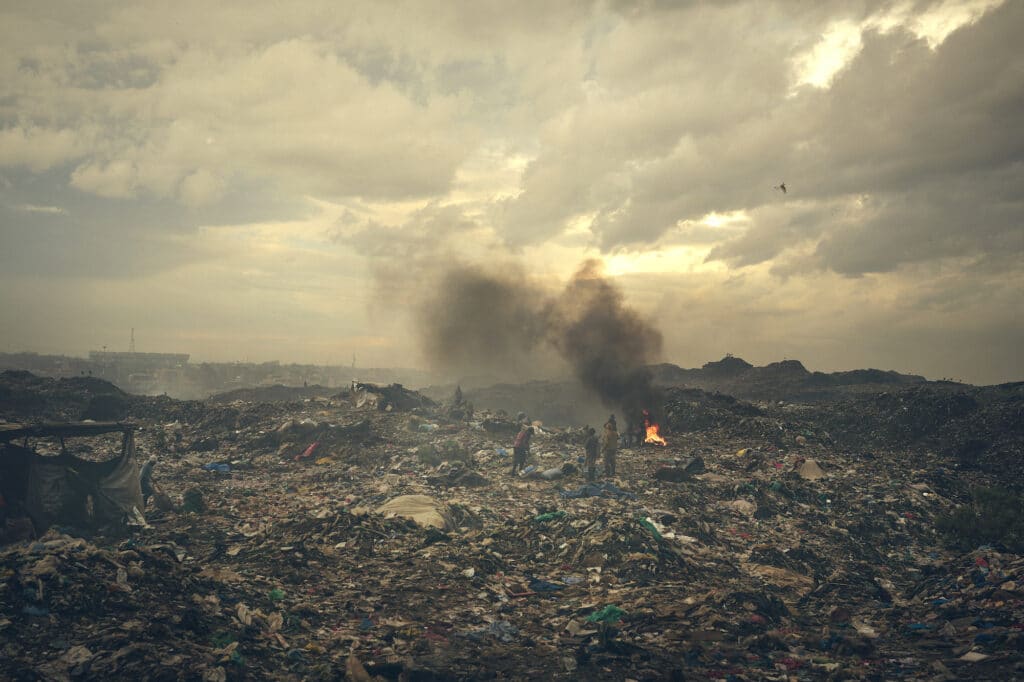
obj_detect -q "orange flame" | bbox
[645,423,667,446]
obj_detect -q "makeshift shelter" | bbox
[0,422,144,536]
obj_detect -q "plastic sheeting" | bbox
[13,429,144,531]
[374,494,454,530]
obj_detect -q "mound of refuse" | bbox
[0,371,127,422]
[3,374,1024,680]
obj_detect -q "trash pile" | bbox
[2,373,1023,679]
[791,383,1024,479]
[0,371,129,422]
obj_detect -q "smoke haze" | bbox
[415,262,550,380]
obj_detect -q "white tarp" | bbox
[374,494,454,530]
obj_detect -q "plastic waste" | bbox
[586,605,625,624]
[182,487,206,513]
[798,458,826,480]
[534,511,566,522]
[202,462,231,473]
[465,620,518,642]
[539,466,567,480]
[560,482,636,500]
[653,456,705,481]
[294,441,320,461]
[528,577,564,592]
[638,516,663,540]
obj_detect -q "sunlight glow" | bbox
[603,246,720,277]
[792,20,863,89]
[701,210,750,229]
[791,0,1004,92]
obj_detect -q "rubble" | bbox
[1,371,1023,679]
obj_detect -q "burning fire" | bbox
[642,410,667,446]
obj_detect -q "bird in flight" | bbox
[774,181,787,194]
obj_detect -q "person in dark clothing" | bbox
[602,419,618,477]
[583,427,600,482]
[139,455,157,507]
[511,426,534,475]
[634,412,647,447]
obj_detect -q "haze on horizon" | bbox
[1,1,1021,386]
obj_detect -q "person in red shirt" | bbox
[511,426,534,475]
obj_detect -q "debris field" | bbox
[2,374,1023,680]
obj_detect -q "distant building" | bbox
[88,351,189,369]
[88,352,190,393]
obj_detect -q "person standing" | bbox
[583,427,600,482]
[602,417,618,477]
[511,426,534,475]
[139,455,157,507]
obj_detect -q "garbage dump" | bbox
[1,371,1023,680]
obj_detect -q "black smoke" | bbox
[416,262,549,380]
[416,258,663,416]
[549,259,663,417]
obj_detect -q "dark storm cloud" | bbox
[811,178,1024,276]
[700,2,1024,276]
[494,1,1021,281]
[706,202,836,269]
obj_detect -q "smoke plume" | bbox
[416,262,550,380]
[548,259,663,415]
[416,258,663,415]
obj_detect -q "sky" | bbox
[0,0,1021,385]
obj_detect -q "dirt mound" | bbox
[663,387,765,433]
[652,356,929,403]
[800,384,1024,481]
[0,371,126,421]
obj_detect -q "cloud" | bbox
[703,3,1024,276]
[69,159,137,198]
[13,203,67,215]
[2,16,477,206]
[178,169,226,207]
[0,127,91,172]
[630,259,1024,385]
